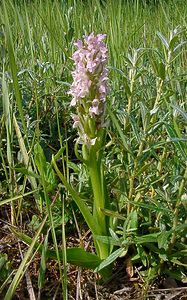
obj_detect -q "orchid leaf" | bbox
[12,230,101,270]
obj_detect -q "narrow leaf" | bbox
[95,248,125,272]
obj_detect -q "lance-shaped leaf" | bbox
[12,230,101,269]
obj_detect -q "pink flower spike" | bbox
[68,32,108,145]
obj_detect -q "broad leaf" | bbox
[13,230,101,269]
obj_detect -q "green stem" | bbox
[88,147,109,260]
[89,152,106,231]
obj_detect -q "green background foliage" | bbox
[0,0,187,298]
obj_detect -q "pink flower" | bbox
[78,134,97,147]
[89,99,101,116]
[69,33,108,146]
[72,114,81,128]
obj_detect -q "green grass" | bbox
[0,0,187,299]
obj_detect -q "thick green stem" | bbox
[88,147,110,260]
[88,153,109,259]
[89,154,106,231]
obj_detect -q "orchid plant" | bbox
[70,33,110,256]
[53,33,113,275]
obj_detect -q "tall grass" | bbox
[0,0,187,298]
